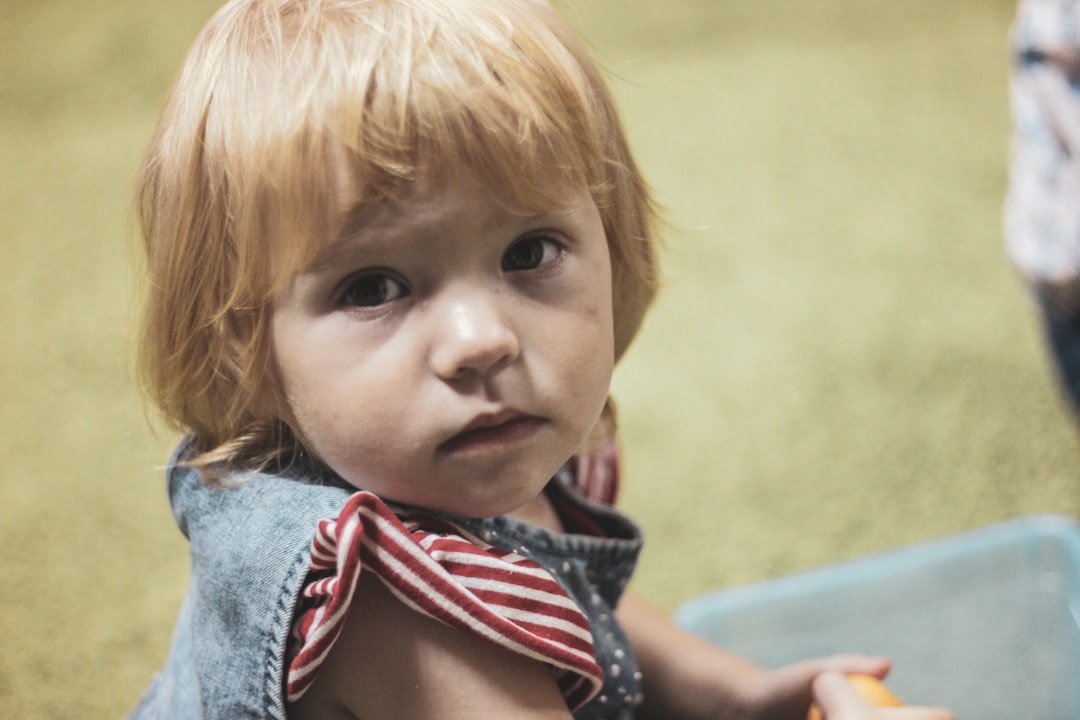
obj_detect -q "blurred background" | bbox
[3,0,1077,717]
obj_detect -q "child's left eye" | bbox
[502,235,563,272]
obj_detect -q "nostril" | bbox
[433,331,520,380]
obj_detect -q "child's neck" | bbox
[507,492,565,533]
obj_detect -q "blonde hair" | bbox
[137,0,659,474]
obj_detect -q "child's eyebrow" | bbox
[303,230,387,274]
[301,198,587,275]
[302,202,409,272]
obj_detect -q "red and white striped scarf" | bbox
[285,490,604,710]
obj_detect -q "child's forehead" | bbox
[311,169,596,260]
[337,161,589,223]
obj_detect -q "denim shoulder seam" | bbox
[263,544,314,719]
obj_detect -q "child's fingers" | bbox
[881,709,956,720]
[812,671,876,718]
[813,672,956,720]
[804,653,892,680]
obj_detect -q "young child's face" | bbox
[270,170,615,517]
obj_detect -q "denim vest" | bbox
[129,439,644,719]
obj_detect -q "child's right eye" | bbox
[339,272,408,308]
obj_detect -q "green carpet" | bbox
[3,0,1077,717]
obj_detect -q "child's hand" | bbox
[732,654,893,720]
[811,672,955,720]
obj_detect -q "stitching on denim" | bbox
[263,547,312,719]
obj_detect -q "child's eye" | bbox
[502,235,563,272]
[340,272,408,308]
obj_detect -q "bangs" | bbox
[358,0,610,209]
[251,0,615,281]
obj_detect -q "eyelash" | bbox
[336,234,566,310]
[502,234,564,272]
[339,272,408,309]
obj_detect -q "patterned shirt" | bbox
[1006,0,1080,287]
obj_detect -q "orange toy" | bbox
[807,674,904,720]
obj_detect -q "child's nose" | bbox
[429,290,520,381]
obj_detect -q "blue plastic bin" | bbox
[674,515,1080,718]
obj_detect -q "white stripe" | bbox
[484,603,595,644]
[456,576,583,612]
[425,549,558,579]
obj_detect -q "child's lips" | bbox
[439,411,546,454]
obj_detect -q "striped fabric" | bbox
[285,490,605,710]
[572,439,621,507]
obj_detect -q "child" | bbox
[129,1,955,718]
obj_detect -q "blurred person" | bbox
[1006,0,1080,418]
